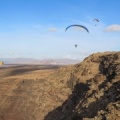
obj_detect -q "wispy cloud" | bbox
[105,24,120,32]
[0,52,15,57]
[0,53,4,57]
[62,55,77,60]
[63,55,72,59]
[9,51,14,55]
[48,27,57,32]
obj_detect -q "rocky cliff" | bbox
[45,52,120,120]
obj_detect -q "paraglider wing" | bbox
[93,19,99,22]
[65,24,89,33]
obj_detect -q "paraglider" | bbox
[75,44,78,48]
[65,24,89,33]
[93,19,99,22]
[93,19,99,26]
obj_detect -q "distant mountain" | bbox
[0,58,81,65]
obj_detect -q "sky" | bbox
[0,0,120,60]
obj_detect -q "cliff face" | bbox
[45,52,120,120]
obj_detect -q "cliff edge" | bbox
[45,51,120,120]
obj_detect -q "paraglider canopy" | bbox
[65,24,89,33]
[93,19,99,26]
[93,19,99,22]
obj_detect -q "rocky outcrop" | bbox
[45,52,120,120]
[0,61,4,65]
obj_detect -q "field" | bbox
[0,64,60,79]
[0,64,62,120]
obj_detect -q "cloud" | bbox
[9,51,14,55]
[63,55,72,59]
[0,53,4,57]
[62,55,77,59]
[105,24,120,32]
[48,27,57,32]
[77,51,91,56]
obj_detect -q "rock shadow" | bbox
[44,80,89,120]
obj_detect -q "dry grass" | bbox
[0,64,65,120]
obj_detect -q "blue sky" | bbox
[0,0,120,60]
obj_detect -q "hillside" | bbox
[45,51,120,120]
[0,52,119,120]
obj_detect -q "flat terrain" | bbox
[0,64,60,79]
[0,64,62,120]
